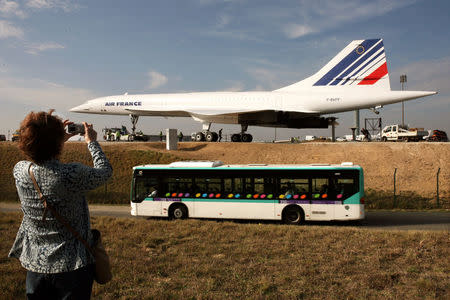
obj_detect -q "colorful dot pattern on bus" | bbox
[162,192,333,200]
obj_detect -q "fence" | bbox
[365,167,447,209]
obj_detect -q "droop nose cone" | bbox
[70,103,90,113]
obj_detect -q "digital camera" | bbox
[67,123,85,135]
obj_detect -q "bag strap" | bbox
[28,164,95,255]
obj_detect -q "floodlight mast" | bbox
[400,74,407,127]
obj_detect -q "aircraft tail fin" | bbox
[276,39,391,91]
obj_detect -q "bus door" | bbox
[134,176,161,216]
[311,176,335,220]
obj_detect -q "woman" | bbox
[9,110,113,299]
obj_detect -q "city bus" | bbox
[130,161,365,224]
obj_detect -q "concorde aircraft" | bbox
[70,38,436,142]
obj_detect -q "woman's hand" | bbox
[83,122,97,143]
[63,120,76,142]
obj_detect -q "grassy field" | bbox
[1,142,447,209]
[1,212,448,299]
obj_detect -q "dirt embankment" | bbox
[114,141,449,199]
[1,141,448,200]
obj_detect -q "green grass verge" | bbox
[365,189,445,210]
[1,212,448,299]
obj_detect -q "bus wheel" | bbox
[170,204,188,219]
[282,206,303,225]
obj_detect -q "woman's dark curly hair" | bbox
[18,110,65,164]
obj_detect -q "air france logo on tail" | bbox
[314,39,388,87]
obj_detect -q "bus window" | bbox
[263,178,276,194]
[134,177,158,202]
[195,177,222,194]
[279,178,308,195]
[336,178,356,199]
[234,178,244,195]
[241,177,276,195]
[311,178,329,199]
[223,178,243,194]
[223,178,232,193]
[162,176,193,197]
[254,177,265,194]
[244,177,253,193]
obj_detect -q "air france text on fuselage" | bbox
[105,101,142,107]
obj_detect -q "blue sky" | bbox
[0,0,449,141]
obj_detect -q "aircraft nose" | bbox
[70,103,91,113]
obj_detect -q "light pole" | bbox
[400,74,407,127]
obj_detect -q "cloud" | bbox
[0,19,23,38]
[283,24,315,39]
[284,0,417,39]
[216,13,231,28]
[147,71,168,90]
[392,57,450,94]
[0,76,95,111]
[25,41,65,55]
[245,65,304,91]
[0,57,7,73]
[221,80,245,92]
[196,0,244,5]
[25,0,80,12]
[0,0,27,18]
[245,67,278,89]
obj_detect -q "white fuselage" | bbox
[71,87,436,126]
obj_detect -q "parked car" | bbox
[0,134,6,141]
[12,130,20,142]
[428,130,448,142]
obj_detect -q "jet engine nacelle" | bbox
[285,117,330,129]
[238,111,330,129]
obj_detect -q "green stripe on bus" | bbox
[342,193,361,204]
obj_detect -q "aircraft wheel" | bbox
[242,134,253,143]
[231,134,241,142]
[195,132,205,142]
[205,131,215,142]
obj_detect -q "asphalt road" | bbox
[1,203,448,231]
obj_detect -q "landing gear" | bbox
[205,131,218,142]
[230,124,253,143]
[195,132,205,142]
[191,123,219,142]
[130,114,139,135]
[191,123,253,143]
[242,133,253,143]
[193,131,218,142]
[230,133,252,142]
[231,134,241,142]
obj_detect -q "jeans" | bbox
[26,264,95,300]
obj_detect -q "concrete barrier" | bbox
[166,128,178,150]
